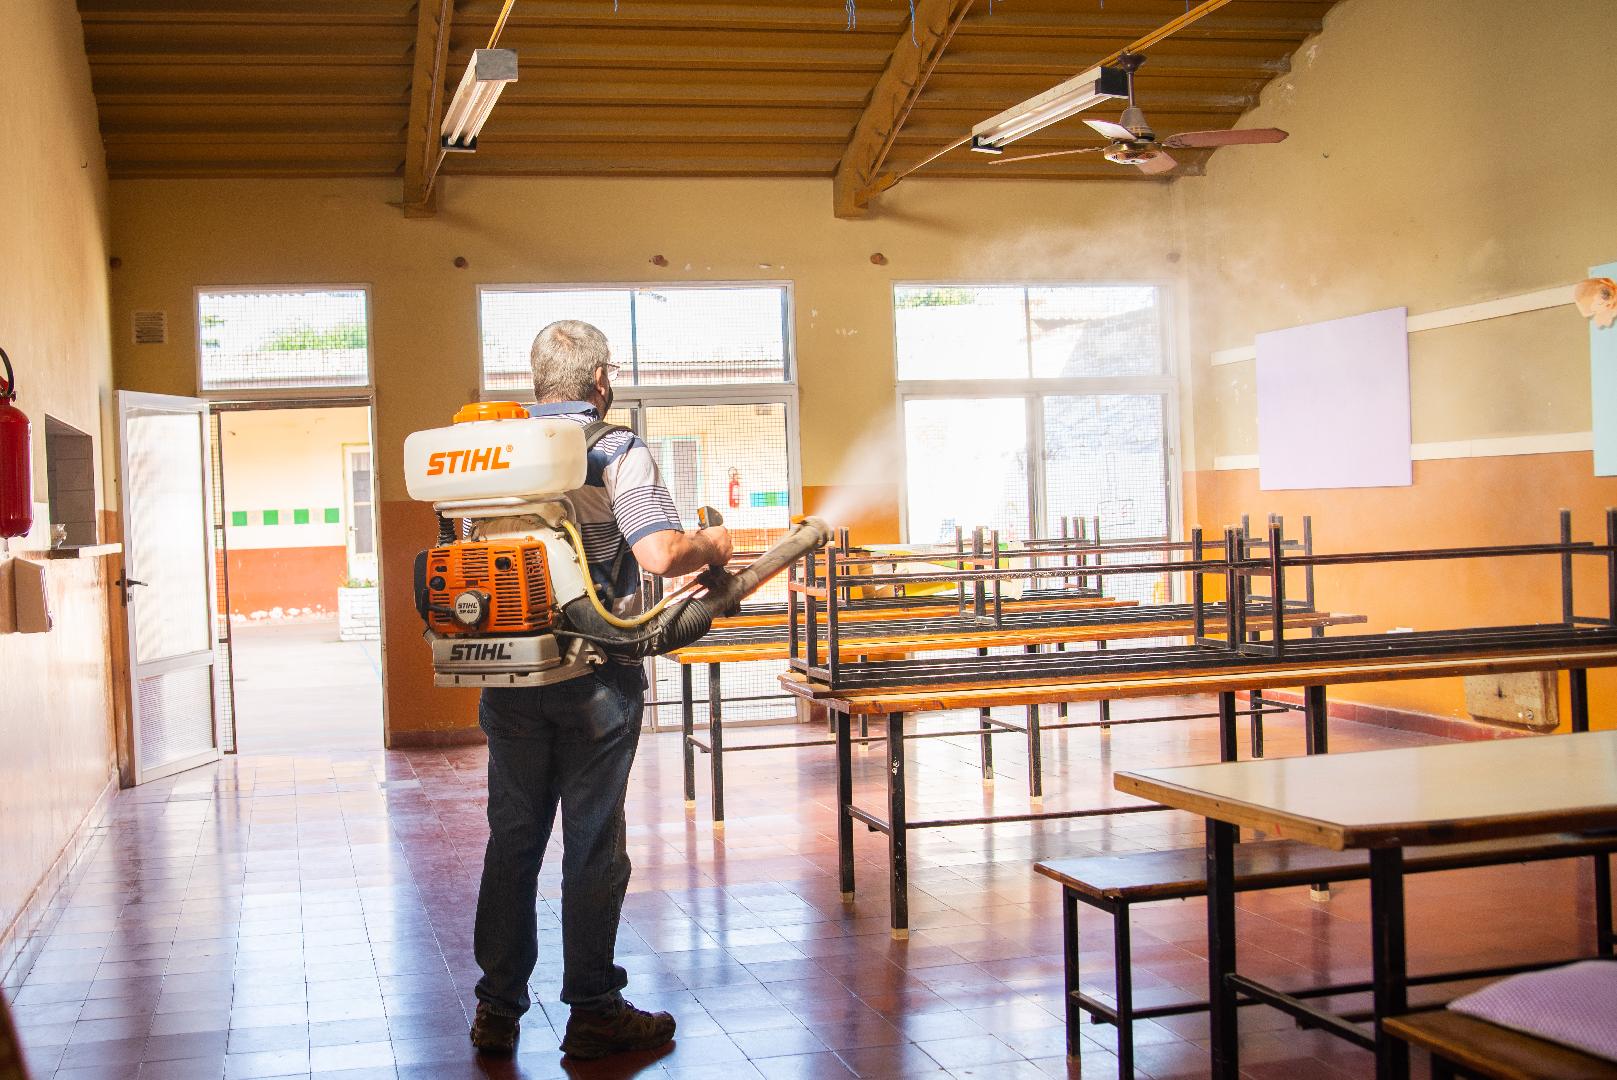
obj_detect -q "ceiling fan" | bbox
[990,54,1288,174]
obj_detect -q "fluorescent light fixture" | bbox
[441,48,518,152]
[970,64,1129,153]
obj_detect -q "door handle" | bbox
[115,576,147,605]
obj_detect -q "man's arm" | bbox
[632,527,733,578]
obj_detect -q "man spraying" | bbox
[468,320,732,1059]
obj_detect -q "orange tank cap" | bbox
[453,401,528,424]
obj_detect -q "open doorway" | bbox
[216,403,381,753]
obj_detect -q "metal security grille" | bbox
[904,397,1030,544]
[137,668,215,775]
[640,401,795,725]
[208,410,237,754]
[197,288,370,392]
[479,285,790,394]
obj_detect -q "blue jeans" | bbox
[473,663,645,1018]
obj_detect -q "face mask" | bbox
[600,382,614,414]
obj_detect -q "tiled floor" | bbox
[4,698,1604,1079]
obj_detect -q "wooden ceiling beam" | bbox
[833,0,974,219]
[400,0,454,217]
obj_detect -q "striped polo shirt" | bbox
[528,401,684,615]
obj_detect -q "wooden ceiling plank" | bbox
[833,0,974,219]
[401,0,455,216]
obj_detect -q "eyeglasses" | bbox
[599,362,622,378]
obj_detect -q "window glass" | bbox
[894,286,1027,381]
[904,397,1028,544]
[198,289,369,392]
[1028,286,1162,377]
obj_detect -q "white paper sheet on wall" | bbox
[1256,306,1412,491]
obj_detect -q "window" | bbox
[196,287,371,394]
[896,284,1177,601]
[479,284,790,395]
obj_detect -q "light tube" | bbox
[970,64,1128,152]
[441,48,519,152]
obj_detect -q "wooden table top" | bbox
[778,643,1617,715]
[672,609,1362,665]
[709,594,1131,630]
[1383,1010,1617,1079]
[1114,730,1617,850]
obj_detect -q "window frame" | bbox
[476,281,803,519]
[891,279,1183,554]
[193,284,375,401]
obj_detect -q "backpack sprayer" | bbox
[404,402,831,687]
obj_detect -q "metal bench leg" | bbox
[1114,902,1135,1080]
[1570,667,1590,733]
[1430,1056,1459,1080]
[1063,889,1082,1058]
[1097,639,1112,729]
[1057,642,1069,718]
[708,663,725,826]
[887,711,909,939]
[681,663,696,807]
[836,706,854,901]
[1596,853,1614,957]
[1250,689,1265,759]
[1217,692,1238,763]
[1369,847,1411,1080]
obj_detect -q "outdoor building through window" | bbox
[895,284,1177,602]
[197,288,370,393]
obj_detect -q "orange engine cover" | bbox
[424,540,555,636]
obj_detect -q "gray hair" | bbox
[530,319,612,402]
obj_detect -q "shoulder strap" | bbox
[582,419,630,452]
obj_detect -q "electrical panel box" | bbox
[1463,672,1558,732]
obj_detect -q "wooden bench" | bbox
[1036,834,1617,1078]
[1384,1010,1617,1080]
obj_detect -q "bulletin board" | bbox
[1256,306,1412,491]
[1592,260,1617,478]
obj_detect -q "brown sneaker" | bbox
[470,1001,520,1055]
[559,1000,676,1060]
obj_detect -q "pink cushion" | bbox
[1448,960,1617,1062]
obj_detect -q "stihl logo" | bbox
[427,446,513,476]
[450,642,513,661]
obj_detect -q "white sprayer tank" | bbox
[404,410,586,504]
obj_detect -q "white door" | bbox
[343,443,377,582]
[118,391,221,783]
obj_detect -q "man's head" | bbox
[530,319,618,412]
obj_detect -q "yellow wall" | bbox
[1182,0,1617,728]
[109,176,1186,742]
[0,1,118,969]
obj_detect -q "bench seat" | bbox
[1385,1010,1617,1080]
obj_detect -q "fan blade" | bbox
[1084,119,1138,142]
[1135,151,1177,175]
[1162,127,1289,149]
[989,147,1106,165]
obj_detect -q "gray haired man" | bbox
[469,320,732,1059]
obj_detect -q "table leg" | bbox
[1305,685,1332,897]
[979,706,995,784]
[836,706,854,901]
[1062,889,1082,1058]
[681,663,696,807]
[1369,847,1410,1080]
[1027,703,1044,800]
[707,663,725,825]
[1207,819,1240,1080]
[1305,684,1329,755]
[1113,904,1135,1080]
[887,711,909,939]
[1057,642,1069,719]
[1217,691,1238,763]
[1250,689,1265,759]
[1570,667,1590,733]
[1097,639,1112,729]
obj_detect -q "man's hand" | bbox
[632,526,734,578]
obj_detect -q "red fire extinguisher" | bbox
[0,347,34,540]
[727,467,742,510]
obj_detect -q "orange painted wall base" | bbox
[1194,451,1617,733]
[227,546,348,616]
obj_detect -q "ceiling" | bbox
[78,0,1337,201]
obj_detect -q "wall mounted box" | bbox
[1464,672,1558,732]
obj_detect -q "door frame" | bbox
[116,390,224,785]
